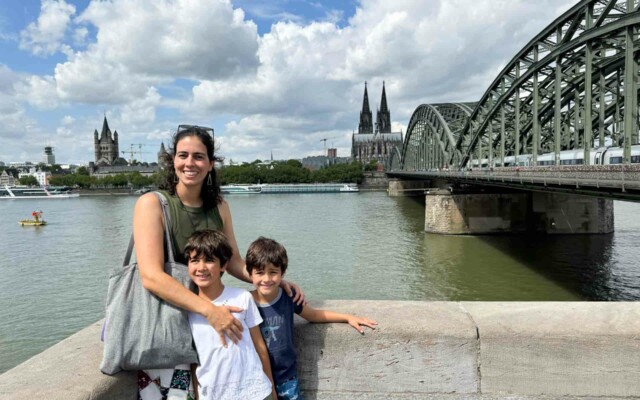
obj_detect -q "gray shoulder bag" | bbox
[100,191,199,375]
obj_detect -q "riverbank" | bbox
[1,301,638,399]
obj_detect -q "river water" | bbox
[1,191,639,373]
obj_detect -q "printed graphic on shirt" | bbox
[260,314,284,347]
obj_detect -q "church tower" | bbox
[158,142,167,165]
[376,81,391,133]
[94,115,120,166]
[358,82,373,134]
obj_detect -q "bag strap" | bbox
[121,191,177,266]
[122,235,135,267]
[153,191,178,263]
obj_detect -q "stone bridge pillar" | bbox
[424,190,614,234]
[425,189,530,234]
[531,193,614,234]
[387,178,432,197]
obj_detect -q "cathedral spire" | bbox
[376,81,391,133]
[358,82,373,134]
[100,115,112,140]
[380,81,389,113]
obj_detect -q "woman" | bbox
[133,125,304,399]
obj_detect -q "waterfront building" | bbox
[43,146,55,165]
[302,154,351,170]
[94,116,127,167]
[351,82,403,167]
[0,170,15,186]
[18,168,50,186]
[89,116,163,178]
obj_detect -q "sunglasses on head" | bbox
[177,125,214,138]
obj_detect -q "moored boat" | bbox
[258,183,359,193]
[1,185,79,199]
[221,185,262,194]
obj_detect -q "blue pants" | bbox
[275,376,302,400]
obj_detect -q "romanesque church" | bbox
[93,116,127,166]
[351,82,403,167]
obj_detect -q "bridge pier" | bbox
[387,178,432,196]
[425,189,530,234]
[531,192,614,234]
[424,189,614,235]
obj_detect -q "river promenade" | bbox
[1,301,638,399]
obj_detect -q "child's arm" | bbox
[299,305,378,334]
[190,364,199,400]
[250,326,278,399]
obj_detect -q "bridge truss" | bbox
[393,0,640,171]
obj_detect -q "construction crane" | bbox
[122,143,151,164]
[319,136,338,156]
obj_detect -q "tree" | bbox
[19,176,39,186]
[76,166,90,176]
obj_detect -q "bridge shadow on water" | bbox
[389,196,629,301]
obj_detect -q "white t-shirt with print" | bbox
[188,286,272,400]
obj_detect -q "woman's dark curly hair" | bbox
[160,125,224,208]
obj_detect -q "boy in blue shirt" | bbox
[246,237,378,400]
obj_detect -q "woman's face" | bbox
[174,135,214,188]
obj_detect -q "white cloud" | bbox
[120,87,162,126]
[19,0,76,56]
[61,115,75,125]
[5,0,579,163]
[77,0,259,80]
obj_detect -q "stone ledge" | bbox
[0,302,638,399]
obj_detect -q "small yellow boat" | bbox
[19,210,46,226]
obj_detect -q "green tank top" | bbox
[158,190,224,264]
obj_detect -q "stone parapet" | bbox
[1,302,639,399]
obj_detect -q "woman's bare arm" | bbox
[134,193,243,345]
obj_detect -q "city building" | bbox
[351,82,403,167]
[89,116,163,178]
[302,154,351,170]
[19,168,50,186]
[94,116,127,166]
[43,146,55,165]
[0,170,15,186]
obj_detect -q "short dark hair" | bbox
[246,237,288,275]
[184,230,233,277]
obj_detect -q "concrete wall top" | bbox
[1,301,639,399]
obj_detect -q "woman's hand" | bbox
[347,316,378,334]
[280,279,305,305]
[203,303,244,347]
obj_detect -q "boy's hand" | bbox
[280,279,306,306]
[347,316,378,334]
[205,303,244,347]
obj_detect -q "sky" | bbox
[0,0,577,165]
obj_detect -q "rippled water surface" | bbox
[1,192,639,372]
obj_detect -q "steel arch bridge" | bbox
[389,0,640,172]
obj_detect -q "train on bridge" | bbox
[469,145,640,169]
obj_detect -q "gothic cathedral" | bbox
[351,82,403,167]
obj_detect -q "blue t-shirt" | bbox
[254,288,304,385]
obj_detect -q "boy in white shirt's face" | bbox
[186,229,277,400]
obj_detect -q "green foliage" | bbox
[48,171,155,189]
[220,159,363,184]
[18,176,39,186]
[76,166,90,176]
[364,160,378,171]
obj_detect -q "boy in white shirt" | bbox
[185,230,277,400]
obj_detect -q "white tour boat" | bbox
[0,185,80,199]
[220,185,262,194]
